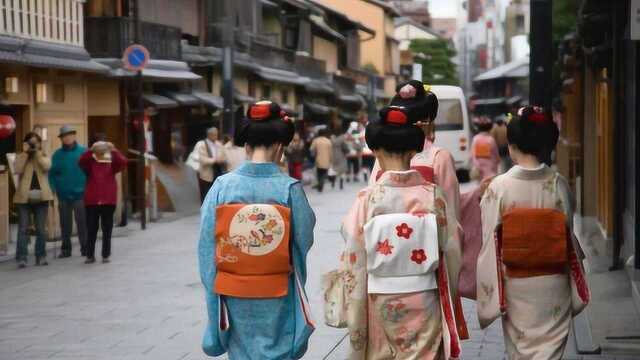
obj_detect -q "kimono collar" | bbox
[236,162,282,177]
[377,170,427,187]
[507,164,555,181]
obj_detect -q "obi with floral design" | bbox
[337,170,462,360]
[198,163,316,359]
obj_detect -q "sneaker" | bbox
[35,258,48,266]
[58,253,71,259]
[102,257,110,264]
[84,258,96,264]
[17,261,27,269]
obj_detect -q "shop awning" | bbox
[0,35,109,74]
[474,57,529,82]
[94,59,201,81]
[193,92,224,108]
[165,92,202,106]
[339,112,359,121]
[281,103,299,116]
[142,94,179,109]
[234,91,255,104]
[309,14,345,42]
[355,84,389,100]
[256,66,308,86]
[304,102,334,116]
[338,94,366,108]
[305,80,334,95]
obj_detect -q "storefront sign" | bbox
[0,115,16,140]
[633,0,640,41]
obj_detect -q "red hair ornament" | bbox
[386,109,408,125]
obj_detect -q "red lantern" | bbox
[0,115,16,140]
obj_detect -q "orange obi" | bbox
[214,204,291,298]
[473,142,493,159]
[500,208,568,278]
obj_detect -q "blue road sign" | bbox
[123,45,150,71]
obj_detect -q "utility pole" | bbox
[131,0,146,230]
[529,0,553,110]
[221,6,235,136]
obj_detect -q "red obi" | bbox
[473,142,493,159]
[499,208,568,278]
[214,204,291,298]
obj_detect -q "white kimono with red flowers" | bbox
[477,165,589,360]
[341,170,462,359]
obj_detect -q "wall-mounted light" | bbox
[35,83,48,103]
[4,77,18,94]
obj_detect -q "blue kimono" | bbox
[198,162,316,359]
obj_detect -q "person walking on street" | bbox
[470,116,500,181]
[345,121,363,182]
[310,128,332,192]
[329,130,349,190]
[49,125,87,258]
[285,132,306,180]
[198,101,316,359]
[14,132,53,268]
[491,115,511,172]
[79,139,127,264]
[194,127,226,203]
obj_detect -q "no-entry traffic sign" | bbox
[123,44,150,71]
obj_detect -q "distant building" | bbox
[388,0,432,27]
[504,0,531,62]
[394,17,440,51]
[430,18,457,40]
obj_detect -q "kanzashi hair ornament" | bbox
[249,101,272,121]
[279,110,291,123]
[398,84,417,99]
[386,109,408,125]
[529,111,547,124]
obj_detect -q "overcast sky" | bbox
[428,0,459,18]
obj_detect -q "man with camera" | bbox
[13,132,53,268]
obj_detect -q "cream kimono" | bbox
[340,170,462,360]
[477,165,589,360]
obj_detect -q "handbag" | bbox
[28,189,43,202]
[322,269,348,328]
[186,147,200,171]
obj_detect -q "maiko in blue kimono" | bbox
[198,101,316,360]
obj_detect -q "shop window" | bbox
[248,81,256,98]
[53,84,65,103]
[281,89,289,104]
[262,85,271,99]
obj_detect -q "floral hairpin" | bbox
[249,101,273,121]
[386,106,408,125]
[399,84,417,99]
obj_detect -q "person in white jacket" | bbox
[195,127,226,202]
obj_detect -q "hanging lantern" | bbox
[0,115,16,140]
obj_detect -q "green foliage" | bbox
[362,62,379,74]
[409,38,460,86]
[552,0,579,43]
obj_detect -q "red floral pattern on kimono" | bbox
[396,223,414,239]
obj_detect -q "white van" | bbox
[429,85,471,179]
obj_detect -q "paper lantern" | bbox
[0,115,16,140]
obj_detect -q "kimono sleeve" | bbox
[433,149,461,220]
[197,181,225,356]
[476,180,503,328]
[288,182,316,285]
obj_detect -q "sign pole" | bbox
[222,14,235,136]
[132,0,146,230]
[529,0,553,110]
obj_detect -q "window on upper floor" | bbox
[262,85,272,99]
[281,89,289,104]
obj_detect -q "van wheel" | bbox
[456,169,470,184]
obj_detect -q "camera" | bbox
[29,142,37,150]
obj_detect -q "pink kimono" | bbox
[340,170,462,359]
[477,165,589,359]
[471,132,500,180]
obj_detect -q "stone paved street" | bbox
[1,180,615,360]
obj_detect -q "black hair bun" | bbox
[507,106,559,165]
[390,80,439,122]
[234,100,294,147]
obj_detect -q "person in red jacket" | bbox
[79,139,127,264]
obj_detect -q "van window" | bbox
[435,99,464,131]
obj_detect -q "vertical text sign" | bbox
[632,0,640,41]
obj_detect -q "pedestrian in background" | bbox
[198,101,316,359]
[194,127,226,203]
[477,106,589,359]
[49,125,87,258]
[222,135,246,172]
[285,132,306,180]
[309,128,332,192]
[491,115,511,172]
[329,129,349,190]
[13,132,53,268]
[345,121,363,183]
[79,138,127,264]
[470,116,500,181]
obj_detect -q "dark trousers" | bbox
[347,157,360,181]
[198,178,213,204]
[316,168,328,192]
[58,199,87,256]
[16,203,48,262]
[85,205,115,259]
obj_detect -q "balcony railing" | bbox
[84,17,181,60]
[294,54,326,79]
[0,0,84,46]
[249,39,295,70]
